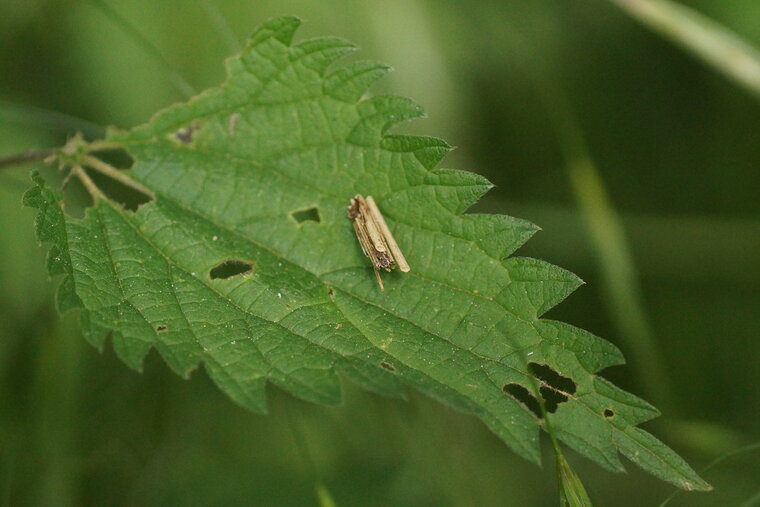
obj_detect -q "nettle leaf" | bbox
[26,16,709,491]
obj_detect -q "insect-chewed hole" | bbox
[538,386,565,413]
[175,123,198,144]
[88,167,153,212]
[503,383,542,419]
[528,363,577,395]
[155,325,168,333]
[290,207,321,224]
[380,361,396,372]
[528,362,576,413]
[89,147,134,170]
[209,259,254,280]
[604,408,615,418]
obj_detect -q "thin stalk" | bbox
[81,154,156,199]
[0,99,105,139]
[660,440,760,506]
[281,399,337,507]
[198,0,240,53]
[545,88,675,409]
[0,149,54,170]
[554,445,593,507]
[315,483,338,507]
[88,0,196,98]
[612,0,760,99]
[523,355,593,507]
[496,21,675,408]
[71,166,107,202]
[739,489,760,507]
[86,140,127,152]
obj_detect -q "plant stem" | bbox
[71,166,107,202]
[612,0,760,99]
[659,440,760,505]
[281,398,338,507]
[198,0,240,53]
[546,90,675,410]
[81,154,156,199]
[86,140,127,153]
[524,356,593,507]
[493,19,675,409]
[0,149,54,170]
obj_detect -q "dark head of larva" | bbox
[378,252,394,270]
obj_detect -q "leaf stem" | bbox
[86,140,127,152]
[281,398,338,507]
[198,0,240,53]
[0,149,55,170]
[81,154,156,199]
[0,99,105,139]
[611,0,760,100]
[71,166,108,202]
[489,15,675,409]
[659,440,760,506]
[493,19,675,409]
[546,90,675,410]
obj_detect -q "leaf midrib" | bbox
[90,195,541,460]
[114,176,631,467]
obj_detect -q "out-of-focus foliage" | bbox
[2,1,759,505]
[28,16,708,491]
[611,0,760,98]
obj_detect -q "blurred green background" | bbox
[1,0,759,505]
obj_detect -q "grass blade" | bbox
[612,0,760,99]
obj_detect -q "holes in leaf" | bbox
[89,147,134,170]
[604,409,615,419]
[503,363,578,418]
[529,362,576,414]
[209,259,253,279]
[71,148,150,212]
[175,123,198,144]
[503,383,542,418]
[58,173,92,218]
[87,167,153,212]
[538,386,566,413]
[380,361,396,372]
[528,363,577,396]
[155,325,168,333]
[290,207,321,224]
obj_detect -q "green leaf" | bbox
[557,452,594,507]
[26,16,710,491]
